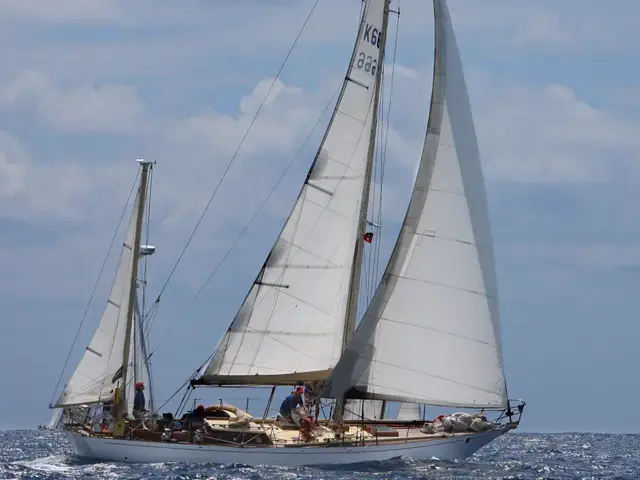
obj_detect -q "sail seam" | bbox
[365,366,502,396]
[378,316,497,346]
[427,187,464,196]
[295,195,358,223]
[387,273,494,298]
[415,232,473,245]
[256,286,337,318]
[275,241,342,270]
[268,264,341,270]
[238,329,333,337]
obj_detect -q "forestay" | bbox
[55,192,140,407]
[325,0,508,409]
[199,0,389,386]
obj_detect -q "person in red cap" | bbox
[133,381,147,429]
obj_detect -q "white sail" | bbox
[125,302,152,415]
[200,0,389,386]
[55,191,140,407]
[344,399,383,421]
[47,408,63,429]
[325,0,507,409]
[397,403,421,420]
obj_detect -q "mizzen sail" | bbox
[55,191,141,407]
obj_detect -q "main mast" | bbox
[116,159,152,418]
[334,0,392,426]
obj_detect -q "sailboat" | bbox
[51,0,525,466]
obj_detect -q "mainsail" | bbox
[325,0,508,409]
[199,0,390,386]
[55,191,141,407]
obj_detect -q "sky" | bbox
[0,0,638,434]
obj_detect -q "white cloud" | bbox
[448,0,640,53]
[1,71,146,133]
[0,132,27,197]
[375,63,640,184]
[0,131,97,221]
[468,74,640,183]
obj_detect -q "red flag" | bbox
[363,232,374,243]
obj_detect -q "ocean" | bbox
[1,430,639,479]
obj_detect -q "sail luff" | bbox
[116,160,150,417]
[342,0,391,352]
[334,0,391,426]
[197,0,392,386]
[324,0,507,410]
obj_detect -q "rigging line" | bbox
[364,80,386,308]
[148,86,342,358]
[141,167,153,330]
[153,361,208,415]
[48,171,140,408]
[143,298,160,339]
[374,9,400,287]
[151,0,322,304]
[361,71,386,310]
[241,179,307,370]
[194,83,342,301]
[365,76,384,307]
[147,84,342,359]
[174,381,193,418]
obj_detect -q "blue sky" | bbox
[0,0,639,433]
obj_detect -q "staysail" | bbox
[198,0,390,386]
[325,0,508,409]
[55,191,141,407]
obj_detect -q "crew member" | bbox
[279,385,304,424]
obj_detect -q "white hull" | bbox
[65,428,509,466]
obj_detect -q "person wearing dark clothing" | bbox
[134,391,145,411]
[184,405,206,421]
[132,382,147,429]
[279,386,304,423]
